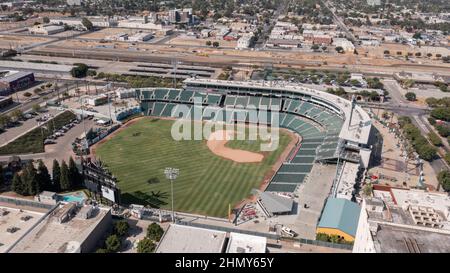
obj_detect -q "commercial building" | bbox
[82,94,108,106]
[0,204,46,253]
[67,0,82,5]
[353,186,450,253]
[317,197,361,242]
[332,38,355,52]
[237,35,253,49]
[226,232,267,253]
[0,70,35,95]
[128,32,154,42]
[367,0,381,6]
[50,17,117,29]
[8,203,112,253]
[266,38,301,48]
[156,224,227,253]
[116,88,136,99]
[156,224,267,253]
[168,8,193,24]
[28,24,65,35]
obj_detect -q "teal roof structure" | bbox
[318,197,361,237]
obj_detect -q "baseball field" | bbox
[94,117,294,217]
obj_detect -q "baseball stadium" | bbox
[94,78,373,217]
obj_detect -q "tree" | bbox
[428,132,442,146]
[43,17,50,24]
[36,160,52,191]
[362,183,373,196]
[444,153,450,165]
[405,92,416,101]
[425,97,439,107]
[147,223,164,242]
[113,220,130,237]
[416,145,437,161]
[32,104,41,113]
[431,107,450,122]
[68,157,81,187]
[52,160,61,192]
[438,170,450,192]
[10,109,23,121]
[212,41,219,48]
[59,160,71,191]
[413,32,422,39]
[11,173,25,195]
[0,114,11,128]
[96,248,109,253]
[311,44,319,51]
[335,46,344,53]
[70,63,89,78]
[22,162,39,195]
[137,237,156,253]
[205,40,211,46]
[81,17,93,30]
[105,234,121,253]
[0,165,3,188]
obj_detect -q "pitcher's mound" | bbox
[207,130,264,163]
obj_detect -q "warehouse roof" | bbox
[318,197,361,237]
[0,71,33,83]
[156,224,227,253]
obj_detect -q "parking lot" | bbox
[0,108,62,147]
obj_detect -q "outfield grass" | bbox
[95,118,292,217]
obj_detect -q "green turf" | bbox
[95,118,292,217]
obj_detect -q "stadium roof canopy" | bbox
[318,197,361,237]
[259,192,294,215]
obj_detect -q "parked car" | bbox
[44,139,56,145]
[281,226,297,237]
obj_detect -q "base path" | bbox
[207,130,264,163]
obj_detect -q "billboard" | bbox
[101,185,116,202]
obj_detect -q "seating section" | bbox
[139,88,346,193]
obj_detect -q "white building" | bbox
[50,17,117,29]
[353,188,450,253]
[66,0,82,5]
[28,25,65,35]
[236,35,253,49]
[128,32,154,42]
[332,38,355,52]
[367,0,381,6]
[201,29,211,38]
[226,232,267,253]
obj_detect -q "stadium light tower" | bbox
[164,167,179,223]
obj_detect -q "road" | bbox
[382,79,449,188]
[254,0,291,49]
[321,0,357,43]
